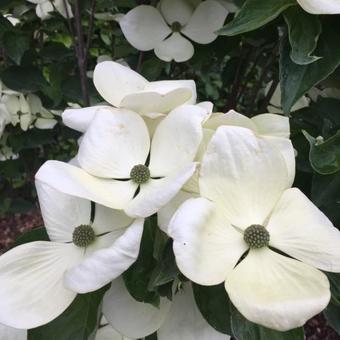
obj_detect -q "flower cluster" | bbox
[26,0,73,20]
[0,61,340,338]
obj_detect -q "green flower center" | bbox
[243,224,270,249]
[171,21,182,32]
[130,164,150,184]
[72,224,96,248]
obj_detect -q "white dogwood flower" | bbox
[36,105,208,218]
[297,0,340,14]
[118,0,228,62]
[103,278,228,340]
[27,0,73,20]
[0,180,143,329]
[169,126,340,331]
[0,324,26,340]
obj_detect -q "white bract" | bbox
[169,126,340,331]
[27,0,73,20]
[118,0,228,62]
[0,180,143,329]
[103,278,228,340]
[37,105,208,218]
[297,0,340,14]
[0,323,26,340]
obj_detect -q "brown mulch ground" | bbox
[0,211,339,339]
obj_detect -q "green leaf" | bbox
[1,66,48,92]
[326,273,340,306]
[3,31,30,65]
[123,216,160,306]
[218,0,296,36]
[230,305,305,339]
[12,227,49,248]
[280,19,340,113]
[303,130,340,175]
[28,286,109,340]
[324,303,340,335]
[283,6,321,65]
[193,283,231,334]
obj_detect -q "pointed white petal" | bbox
[95,324,132,340]
[149,105,207,177]
[160,0,195,25]
[54,0,73,18]
[181,0,228,44]
[93,61,147,107]
[93,204,134,235]
[200,126,288,228]
[35,179,90,242]
[62,106,111,133]
[119,6,171,51]
[103,277,171,338]
[0,242,82,329]
[78,109,150,178]
[170,198,247,285]
[0,324,26,340]
[64,219,144,293]
[36,161,137,210]
[251,113,290,138]
[158,284,227,340]
[158,191,195,234]
[36,2,53,20]
[35,118,57,129]
[154,33,194,62]
[268,188,340,272]
[126,163,196,218]
[297,0,340,14]
[225,248,330,331]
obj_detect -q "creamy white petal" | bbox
[93,61,147,107]
[103,277,171,338]
[263,136,295,187]
[196,101,214,114]
[0,242,82,329]
[204,110,257,131]
[200,126,289,228]
[267,188,340,272]
[181,0,228,44]
[126,163,196,218]
[95,324,132,340]
[154,33,194,62]
[35,179,90,242]
[119,6,171,51]
[36,2,53,20]
[170,197,247,285]
[54,0,73,18]
[62,106,111,133]
[149,105,207,177]
[158,190,195,234]
[35,118,57,129]
[93,204,134,235]
[78,109,150,178]
[36,161,137,210]
[225,248,330,331]
[64,219,144,293]
[0,323,27,340]
[160,0,195,25]
[158,284,227,340]
[121,88,193,116]
[251,114,290,138]
[297,0,340,14]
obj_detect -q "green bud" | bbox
[72,224,95,248]
[130,164,150,184]
[243,224,270,249]
[171,21,182,32]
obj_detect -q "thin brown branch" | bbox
[85,0,96,57]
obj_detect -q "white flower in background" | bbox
[96,317,132,340]
[36,104,208,218]
[309,87,340,101]
[0,180,143,329]
[103,278,228,340]
[118,0,228,62]
[27,0,73,20]
[0,323,26,340]
[4,14,21,26]
[297,0,340,14]
[266,82,310,114]
[169,126,340,331]
[63,61,197,132]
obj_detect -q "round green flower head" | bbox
[243,224,270,249]
[171,21,182,32]
[130,164,150,184]
[72,224,96,248]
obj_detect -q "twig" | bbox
[85,0,96,57]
